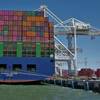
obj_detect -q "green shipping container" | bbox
[17,42,22,57]
[3,26,9,31]
[25,11,35,16]
[32,27,35,32]
[0,42,3,57]
[36,43,41,57]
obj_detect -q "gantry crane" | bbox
[39,5,100,76]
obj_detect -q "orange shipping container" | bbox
[27,16,45,21]
[44,33,49,38]
[44,32,48,35]
[27,16,35,21]
[14,11,23,16]
[26,32,35,37]
[26,22,32,26]
[35,16,45,21]
[49,22,53,28]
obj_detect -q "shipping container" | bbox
[78,68,94,78]
[95,69,100,78]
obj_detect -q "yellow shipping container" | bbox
[23,21,31,26]
[23,21,27,26]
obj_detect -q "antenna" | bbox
[40,0,47,17]
[84,57,88,67]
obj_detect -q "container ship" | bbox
[0,10,54,83]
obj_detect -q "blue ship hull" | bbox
[0,57,55,82]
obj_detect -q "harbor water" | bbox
[0,84,100,100]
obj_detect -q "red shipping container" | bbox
[78,68,94,77]
[0,21,4,25]
[95,69,100,77]
[0,36,3,41]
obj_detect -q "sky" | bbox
[0,0,100,70]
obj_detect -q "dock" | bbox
[44,79,100,93]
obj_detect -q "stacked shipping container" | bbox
[0,10,54,57]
